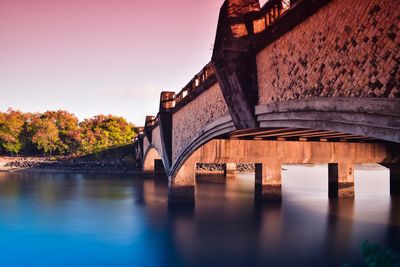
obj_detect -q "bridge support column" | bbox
[385,164,400,195]
[328,163,355,198]
[168,163,195,205]
[224,163,236,176]
[255,162,282,202]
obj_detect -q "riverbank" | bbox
[0,156,141,174]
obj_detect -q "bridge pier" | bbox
[255,162,282,202]
[385,164,400,196]
[224,163,236,176]
[328,163,355,199]
[168,163,195,205]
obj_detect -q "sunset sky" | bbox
[0,0,259,125]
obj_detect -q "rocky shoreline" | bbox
[0,157,257,174]
[0,156,140,173]
[196,163,255,173]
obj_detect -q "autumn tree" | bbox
[31,116,60,157]
[0,110,136,157]
[0,109,25,156]
[44,111,81,154]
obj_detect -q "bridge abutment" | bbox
[328,163,355,199]
[385,164,400,196]
[255,162,282,202]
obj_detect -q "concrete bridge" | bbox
[134,0,400,205]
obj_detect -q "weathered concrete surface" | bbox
[189,140,400,165]
[168,139,400,203]
[257,0,400,104]
[172,83,230,162]
[256,98,400,142]
[168,162,195,205]
[328,163,355,198]
[255,162,282,202]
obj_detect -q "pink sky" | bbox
[0,0,233,125]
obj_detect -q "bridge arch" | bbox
[143,146,165,174]
[170,116,235,176]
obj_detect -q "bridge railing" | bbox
[175,63,216,107]
[159,62,216,112]
[145,116,158,128]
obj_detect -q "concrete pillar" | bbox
[168,162,195,205]
[224,163,236,176]
[385,164,400,195]
[328,163,355,198]
[255,162,282,202]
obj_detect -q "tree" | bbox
[43,110,81,154]
[0,109,25,156]
[31,116,60,157]
[79,115,136,154]
[0,109,136,157]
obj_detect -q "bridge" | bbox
[134,0,400,205]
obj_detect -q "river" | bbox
[0,165,398,267]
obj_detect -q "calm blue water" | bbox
[0,165,398,267]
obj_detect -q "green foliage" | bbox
[343,241,400,267]
[360,241,400,267]
[0,110,136,156]
[79,115,136,154]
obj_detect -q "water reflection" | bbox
[0,165,398,267]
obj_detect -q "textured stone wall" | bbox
[257,0,400,105]
[151,125,164,162]
[172,83,230,162]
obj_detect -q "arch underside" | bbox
[170,98,400,178]
[168,137,400,204]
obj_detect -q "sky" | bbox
[0,0,239,125]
